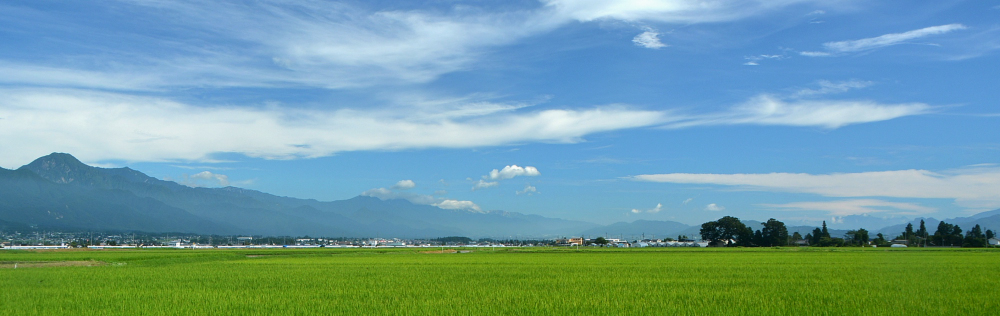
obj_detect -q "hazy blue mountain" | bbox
[826,215,913,231]
[4,153,597,238]
[0,165,233,234]
[581,220,693,240]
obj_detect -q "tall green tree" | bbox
[873,233,889,247]
[916,220,927,237]
[844,229,869,246]
[700,216,751,247]
[760,218,789,247]
[594,237,609,246]
[791,231,803,241]
[964,224,986,247]
[933,221,963,246]
[810,228,823,245]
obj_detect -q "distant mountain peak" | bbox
[25,152,88,169]
[20,152,92,184]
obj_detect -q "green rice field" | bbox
[2,247,997,315]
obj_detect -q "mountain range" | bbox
[0,153,596,238]
[2,153,998,239]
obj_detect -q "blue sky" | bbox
[1,0,998,228]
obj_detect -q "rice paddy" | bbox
[1,247,997,315]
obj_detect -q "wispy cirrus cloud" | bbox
[0,84,934,167]
[792,80,873,97]
[1,1,837,90]
[762,199,935,216]
[0,89,664,167]
[742,54,784,66]
[664,94,931,129]
[543,0,819,23]
[631,165,1000,212]
[802,24,968,56]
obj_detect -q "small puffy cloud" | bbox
[683,198,693,205]
[631,203,663,214]
[516,185,538,195]
[705,203,725,212]
[183,171,230,187]
[633,28,667,49]
[434,199,483,213]
[488,165,541,180]
[472,180,499,190]
[391,180,416,190]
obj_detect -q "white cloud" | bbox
[705,203,725,211]
[742,54,784,66]
[0,63,163,91]
[664,94,930,129]
[362,185,482,213]
[472,165,540,191]
[0,84,933,167]
[86,1,561,89]
[391,180,416,190]
[793,80,873,97]
[0,1,839,91]
[805,24,968,56]
[543,0,816,23]
[361,187,437,205]
[488,165,541,180]
[631,165,1000,211]
[184,171,230,187]
[799,51,831,57]
[762,199,936,216]
[517,185,539,195]
[472,180,499,191]
[683,198,694,204]
[0,89,664,167]
[433,199,483,213]
[632,203,663,214]
[633,28,667,49]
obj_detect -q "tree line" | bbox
[699,216,995,247]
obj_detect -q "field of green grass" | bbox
[2,247,997,315]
